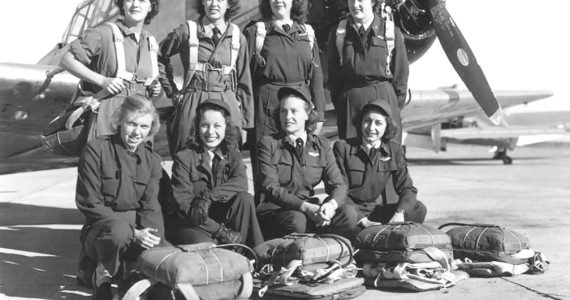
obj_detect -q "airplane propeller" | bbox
[424,0,505,125]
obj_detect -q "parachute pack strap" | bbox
[182,20,199,91]
[335,19,347,66]
[106,22,132,81]
[255,21,266,54]
[146,35,159,85]
[302,24,315,51]
[381,3,395,76]
[229,23,240,70]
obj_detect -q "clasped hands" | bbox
[301,200,338,227]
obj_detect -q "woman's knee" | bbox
[97,219,133,244]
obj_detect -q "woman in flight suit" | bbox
[327,0,409,142]
[158,0,253,154]
[257,86,358,239]
[333,100,426,230]
[244,0,326,200]
[168,99,263,248]
[61,0,162,141]
[76,95,166,300]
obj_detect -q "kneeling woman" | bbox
[333,100,426,229]
[257,86,358,239]
[169,99,263,247]
[76,95,167,299]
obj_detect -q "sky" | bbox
[0,0,568,110]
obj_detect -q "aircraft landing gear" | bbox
[492,148,513,165]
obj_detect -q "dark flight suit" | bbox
[158,18,253,154]
[76,134,166,282]
[244,21,326,202]
[333,138,426,225]
[257,133,358,239]
[169,143,263,248]
[69,19,157,140]
[327,15,409,142]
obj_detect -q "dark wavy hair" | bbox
[355,105,398,143]
[195,0,240,21]
[260,0,308,23]
[278,95,319,134]
[187,103,238,151]
[111,95,160,137]
[116,0,159,25]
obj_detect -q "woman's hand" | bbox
[149,80,162,97]
[99,77,126,94]
[318,201,338,226]
[301,201,326,225]
[134,228,161,250]
[188,197,212,226]
[389,210,405,223]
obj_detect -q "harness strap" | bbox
[229,23,240,71]
[381,3,395,76]
[106,22,158,85]
[301,24,315,51]
[335,19,347,66]
[255,21,267,54]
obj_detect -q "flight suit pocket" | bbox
[346,158,366,188]
[134,172,151,201]
[370,36,388,58]
[378,158,397,172]
[101,168,120,205]
[275,154,293,185]
[306,154,326,185]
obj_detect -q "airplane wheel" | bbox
[502,156,513,165]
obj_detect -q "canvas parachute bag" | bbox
[253,233,365,299]
[122,242,256,300]
[439,223,550,277]
[354,222,468,292]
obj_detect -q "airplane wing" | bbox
[402,89,553,131]
[439,125,566,140]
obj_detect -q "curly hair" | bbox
[115,0,160,25]
[195,0,240,21]
[187,102,238,151]
[260,0,308,23]
[111,95,160,137]
[355,105,398,143]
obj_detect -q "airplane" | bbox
[0,0,553,173]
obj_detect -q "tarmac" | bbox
[1,143,570,300]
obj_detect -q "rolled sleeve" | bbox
[69,27,103,66]
[391,28,409,109]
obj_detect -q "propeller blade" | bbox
[427,0,504,125]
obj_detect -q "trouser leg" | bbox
[216,192,264,247]
[259,209,315,240]
[368,201,427,224]
[83,219,134,278]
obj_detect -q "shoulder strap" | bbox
[255,21,267,54]
[302,24,315,51]
[105,22,131,81]
[335,19,347,66]
[229,23,240,69]
[146,35,159,85]
[380,3,395,76]
[182,20,199,90]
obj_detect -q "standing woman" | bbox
[61,0,162,141]
[257,86,358,239]
[169,99,263,248]
[327,0,409,142]
[76,96,166,300]
[158,0,253,154]
[333,100,426,231]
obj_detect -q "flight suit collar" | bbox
[348,137,391,159]
[348,15,381,36]
[279,132,316,148]
[198,17,232,38]
[268,20,303,35]
[115,18,149,42]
